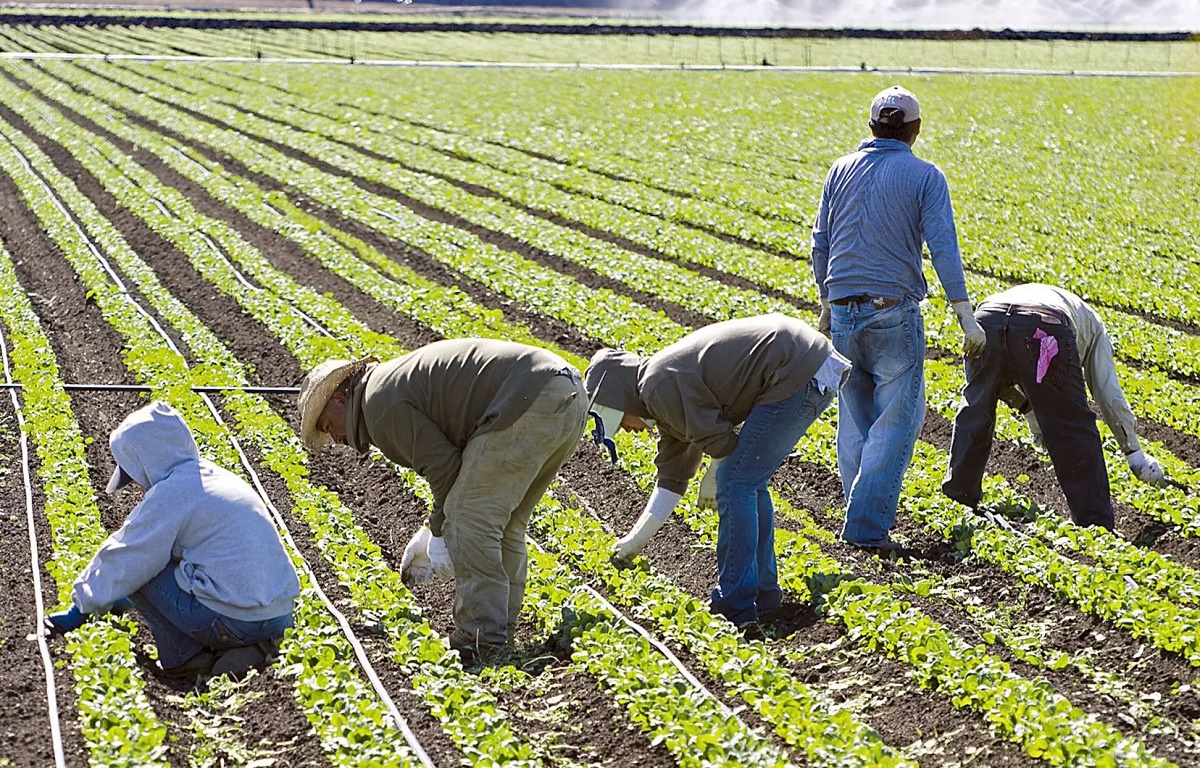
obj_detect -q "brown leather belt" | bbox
[830,295,899,309]
[978,302,1066,326]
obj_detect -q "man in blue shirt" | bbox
[812,85,986,550]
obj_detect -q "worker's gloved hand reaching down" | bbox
[402,525,455,584]
[1025,411,1044,449]
[401,526,434,585]
[43,605,88,637]
[953,300,987,358]
[427,532,454,580]
[614,488,682,561]
[817,299,831,337]
[1126,449,1166,487]
[696,458,723,510]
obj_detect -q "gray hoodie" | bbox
[72,402,300,622]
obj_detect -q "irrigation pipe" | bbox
[196,394,436,768]
[532,536,741,723]
[0,328,68,768]
[0,383,300,393]
[4,137,436,768]
[0,50,1196,77]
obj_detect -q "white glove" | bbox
[952,300,987,358]
[1127,449,1166,486]
[401,526,433,585]
[1025,411,1044,449]
[427,533,454,580]
[697,457,723,510]
[614,487,682,560]
[817,298,831,337]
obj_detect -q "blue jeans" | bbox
[709,379,835,625]
[832,298,926,546]
[128,565,294,668]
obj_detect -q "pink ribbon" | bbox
[1033,328,1059,383]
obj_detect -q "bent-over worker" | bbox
[942,283,1167,530]
[584,314,849,628]
[298,339,588,663]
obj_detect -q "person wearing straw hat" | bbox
[43,401,300,682]
[298,339,588,663]
[584,314,849,629]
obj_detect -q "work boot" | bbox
[211,643,268,680]
[449,636,507,667]
[155,649,216,680]
[736,621,767,642]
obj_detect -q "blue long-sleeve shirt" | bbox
[811,138,968,304]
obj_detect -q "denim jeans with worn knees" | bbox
[833,298,926,547]
[709,379,835,626]
[128,565,294,669]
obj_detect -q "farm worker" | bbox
[43,402,300,681]
[584,314,849,628]
[942,283,1167,530]
[297,339,588,663]
[811,84,986,551]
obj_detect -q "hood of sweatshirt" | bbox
[109,401,200,489]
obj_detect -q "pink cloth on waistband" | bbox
[1033,328,1059,383]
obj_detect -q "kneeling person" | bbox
[299,339,588,662]
[45,402,300,681]
[585,313,849,627]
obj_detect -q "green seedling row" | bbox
[0,226,169,767]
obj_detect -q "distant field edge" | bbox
[0,11,1193,42]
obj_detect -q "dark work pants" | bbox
[942,306,1114,529]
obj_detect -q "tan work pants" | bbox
[443,373,587,648]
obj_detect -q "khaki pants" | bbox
[442,374,587,648]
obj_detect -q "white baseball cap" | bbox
[870,86,920,125]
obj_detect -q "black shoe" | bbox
[757,606,781,623]
[211,644,269,680]
[449,637,508,666]
[155,649,216,680]
[846,538,903,553]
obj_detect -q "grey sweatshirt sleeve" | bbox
[72,494,180,614]
[642,378,739,461]
[654,432,705,495]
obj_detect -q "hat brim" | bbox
[298,356,377,451]
[105,466,134,494]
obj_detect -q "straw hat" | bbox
[297,356,377,451]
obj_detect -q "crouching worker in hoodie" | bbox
[43,402,301,682]
[585,314,849,629]
[297,340,588,664]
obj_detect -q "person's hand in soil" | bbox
[43,605,88,637]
